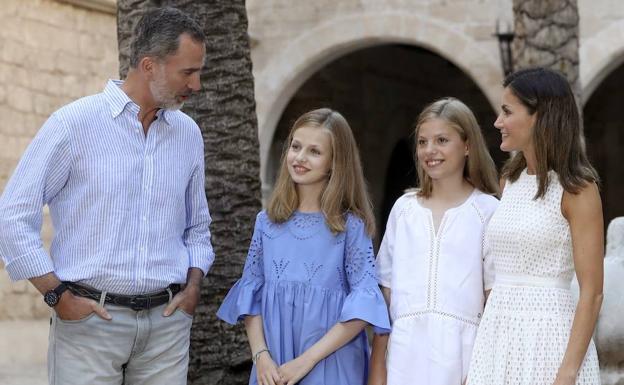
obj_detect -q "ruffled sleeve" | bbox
[338,214,391,334]
[217,212,265,324]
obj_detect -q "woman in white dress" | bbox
[368,98,500,385]
[467,68,603,385]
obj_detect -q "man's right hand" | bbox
[54,291,111,321]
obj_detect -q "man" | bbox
[0,8,214,385]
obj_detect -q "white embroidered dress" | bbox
[377,190,499,385]
[467,170,601,385]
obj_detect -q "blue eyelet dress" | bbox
[217,210,391,385]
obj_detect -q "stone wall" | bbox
[0,0,118,320]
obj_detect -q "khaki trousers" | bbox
[48,303,193,385]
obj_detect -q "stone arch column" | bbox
[254,11,504,189]
[581,20,624,104]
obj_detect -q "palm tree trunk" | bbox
[117,1,261,384]
[512,0,581,98]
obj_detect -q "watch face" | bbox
[44,291,59,307]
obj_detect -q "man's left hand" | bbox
[163,284,200,317]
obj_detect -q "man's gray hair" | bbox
[129,7,205,68]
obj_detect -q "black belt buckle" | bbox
[129,295,151,311]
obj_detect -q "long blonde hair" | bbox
[267,108,376,236]
[413,97,499,198]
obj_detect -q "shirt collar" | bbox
[155,109,171,125]
[103,79,172,126]
[104,79,135,118]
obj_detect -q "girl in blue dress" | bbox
[217,108,390,385]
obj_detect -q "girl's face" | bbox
[417,118,468,182]
[287,125,333,188]
[494,87,536,153]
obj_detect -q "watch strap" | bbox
[53,282,68,296]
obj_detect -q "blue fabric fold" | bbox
[217,211,392,384]
[339,286,391,334]
[217,278,263,324]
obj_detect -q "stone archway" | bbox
[584,60,624,227]
[580,20,624,104]
[254,12,504,192]
[581,21,624,226]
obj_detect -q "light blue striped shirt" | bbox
[0,80,214,294]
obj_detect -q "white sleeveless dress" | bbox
[467,169,601,385]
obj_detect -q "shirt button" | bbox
[139,246,144,252]
[142,216,147,221]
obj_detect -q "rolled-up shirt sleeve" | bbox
[183,136,215,276]
[0,113,71,280]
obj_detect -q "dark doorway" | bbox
[584,62,624,228]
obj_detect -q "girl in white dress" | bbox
[467,68,603,385]
[368,98,500,385]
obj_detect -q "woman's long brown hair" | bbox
[501,67,598,198]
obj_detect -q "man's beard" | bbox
[149,71,185,110]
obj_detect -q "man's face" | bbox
[149,33,205,110]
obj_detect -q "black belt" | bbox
[65,282,182,311]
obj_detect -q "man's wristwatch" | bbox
[43,283,69,307]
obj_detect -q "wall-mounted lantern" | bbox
[494,20,515,77]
